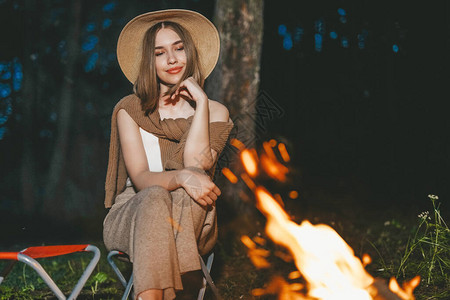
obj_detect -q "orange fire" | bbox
[256,186,374,299]
[230,139,419,300]
[221,167,238,184]
[241,149,259,177]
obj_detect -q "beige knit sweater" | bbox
[104,94,233,208]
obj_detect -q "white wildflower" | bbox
[418,211,430,220]
[428,194,439,200]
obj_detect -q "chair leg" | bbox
[108,250,219,300]
[122,273,134,300]
[67,245,101,300]
[1,245,100,300]
[107,250,128,288]
[107,251,134,300]
[198,253,220,300]
[14,245,101,300]
[17,254,66,300]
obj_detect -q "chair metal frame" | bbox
[107,250,220,300]
[0,244,101,300]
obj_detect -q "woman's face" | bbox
[154,27,187,86]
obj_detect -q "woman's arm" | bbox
[174,77,229,170]
[117,108,220,206]
[184,99,229,169]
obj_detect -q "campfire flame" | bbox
[225,138,420,300]
[256,186,374,299]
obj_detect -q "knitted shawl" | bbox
[104,94,233,208]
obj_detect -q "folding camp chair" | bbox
[0,244,100,300]
[107,250,220,300]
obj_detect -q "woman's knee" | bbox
[135,185,171,213]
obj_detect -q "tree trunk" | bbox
[207,0,264,211]
[208,0,264,146]
[43,0,82,217]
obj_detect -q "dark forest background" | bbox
[0,0,448,246]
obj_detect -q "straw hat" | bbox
[117,9,220,83]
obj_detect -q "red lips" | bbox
[167,66,183,74]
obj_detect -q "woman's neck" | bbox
[158,84,195,119]
[158,88,181,109]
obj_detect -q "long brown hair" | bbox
[133,21,204,114]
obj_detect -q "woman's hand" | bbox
[171,77,208,105]
[176,168,221,206]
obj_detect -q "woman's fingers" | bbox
[208,191,218,201]
[202,195,214,205]
[178,89,191,99]
[213,185,221,196]
[171,87,191,100]
[180,168,221,206]
[171,77,206,102]
[196,198,208,206]
[201,185,220,206]
[195,185,219,207]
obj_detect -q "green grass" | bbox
[0,244,126,299]
[365,195,449,300]
[1,196,448,299]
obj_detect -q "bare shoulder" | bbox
[117,108,132,123]
[117,108,138,130]
[208,99,230,122]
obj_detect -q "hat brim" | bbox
[117,9,220,84]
